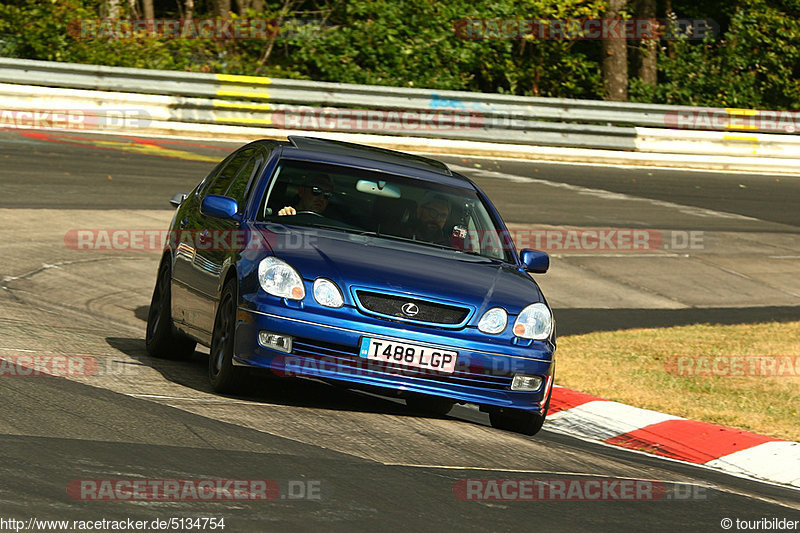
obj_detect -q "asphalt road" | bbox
[0,128,798,532]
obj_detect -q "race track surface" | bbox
[1,129,798,532]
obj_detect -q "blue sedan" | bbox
[146,136,555,435]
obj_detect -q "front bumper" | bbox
[234,304,554,414]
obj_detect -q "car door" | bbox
[173,147,256,337]
[171,155,229,333]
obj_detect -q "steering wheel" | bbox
[295,210,324,217]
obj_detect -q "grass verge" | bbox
[554,321,800,441]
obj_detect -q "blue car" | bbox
[146,136,555,435]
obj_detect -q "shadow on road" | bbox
[105,335,421,418]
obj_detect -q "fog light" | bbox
[511,374,543,391]
[258,330,293,353]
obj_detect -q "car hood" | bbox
[257,224,544,313]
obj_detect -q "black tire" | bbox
[208,280,245,393]
[489,405,547,436]
[405,394,456,417]
[146,259,196,360]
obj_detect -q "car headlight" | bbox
[258,257,305,300]
[478,307,507,334]
[512,302,552,340]
[313,278,344,308]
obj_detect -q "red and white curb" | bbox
[545,386,800,488]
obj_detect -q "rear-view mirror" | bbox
[356,180,401,198]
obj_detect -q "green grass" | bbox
[555,321,800,441]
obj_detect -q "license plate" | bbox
[358,337,458,374]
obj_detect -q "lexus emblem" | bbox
[401,303,420,317]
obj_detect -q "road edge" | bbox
[546,386,800,489]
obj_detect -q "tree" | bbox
[636,0,657,86]
[602,0,628,100]
[142,0,154,19]
[214,0,231,18]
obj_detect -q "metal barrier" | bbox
[1,57,799,163]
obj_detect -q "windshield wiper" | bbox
[261,219,358,233]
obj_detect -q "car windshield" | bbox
[257,159,513,262]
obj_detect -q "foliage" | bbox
[630,0,800,108]
[1,0,799,108]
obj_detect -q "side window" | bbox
[225,152,263,207]
[195,159,228,197]
[204,148,255,198]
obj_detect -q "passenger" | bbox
[407,192,451,245]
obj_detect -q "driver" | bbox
[278,174,334,216]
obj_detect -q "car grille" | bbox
[355,290,470,326]
[291,337,513,390]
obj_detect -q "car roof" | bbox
[288,136,453,176]
[244,136,476,190]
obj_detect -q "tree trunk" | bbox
[602,0,628,101]
[637,0,658,86]
[142,0,154,19]
[664,0,675,59]
[103,0,120,18]
[214,0,232,18]
[184,0,194,19]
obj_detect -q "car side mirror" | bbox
[201,195,241,221]
[170,192,187,208]
[520,249,549,273]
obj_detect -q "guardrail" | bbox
[1,57,799,167]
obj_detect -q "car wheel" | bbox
[489,404,548,436]
[209,280,244,393]
[405,394,456,417]
[146,259,196,360]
